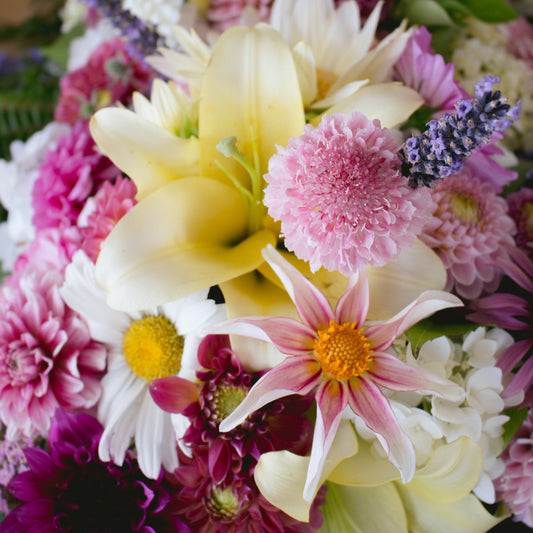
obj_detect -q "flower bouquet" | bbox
[1,0,533,531]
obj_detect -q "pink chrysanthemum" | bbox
[495,409,533,527]
[502,17,533,69]
[0,265,107,440]
[507,187,533,255]
[206,0,273,31]
[54,36,153,125]
[419,168,517,299]
[264,112,432,274]
[80,176,137,263]
[32,120,121,231]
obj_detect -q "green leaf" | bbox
[502,407,529,449]
[460,0,518,23]
[400,105,439,133]
[406,319,476,353]
[395,0,455,26]
[40,24,84,71]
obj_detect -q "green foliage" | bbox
[502,407,529,449]
[400,105,439,133]
[406,317,476,353]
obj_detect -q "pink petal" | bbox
[197,334,232,369]
[503,344,533,399]
[304,379,348,502]
[497,338,533,375]
[209,316,316,356]
[347,375,416,483]
[334,269,369,326]
[219,355,322,432]
[262,244,335,329]
[369,351,464,403]
[149,376,199,414]
[365,289,463,351]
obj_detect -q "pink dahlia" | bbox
[264,112,432,274]
[206,0,273,31]
[495,409,533,526]
[54,36,153,125]
[80,176,137,263]
[32,119,121,231]
[419,168,517,299]
[0,265,107,440]
[212,245,463,501]
[507,186,533,255]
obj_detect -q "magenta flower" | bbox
[212,245,464,500]
[80,175,137,263]
[264,112,432,275]
[420,168,517,299]
[54,36,153,125]
[507,186,533,256]
[31,119,121,231]
[0,265,106,440]
[1,409,186,532]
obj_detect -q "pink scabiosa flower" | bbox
[264,112,432,275]
[495,409,533,527]
[419,168,517,300]
[507,186,533,255]
[211,245,464,501]
[79,175,137,263]
[206,0,273,31]
[54,36,153,125]
[32,119,121,231]
[0,265,106,440]
[171,447,325,533]
[1,409,186,533]
[151,335,314,485]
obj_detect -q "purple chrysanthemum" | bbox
[507,187,533,255]
[495,409,533,527]
[263,112,432,274]
[1,409,186,532]
[31,119,121,231]
[151,335,314,485]
[0,265,107,440]
[419,167,517,299]
[172,448,325,533]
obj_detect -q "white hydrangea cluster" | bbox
[450,18,533,154]
[352,327,519,504]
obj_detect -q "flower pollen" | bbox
[209,383,248,425]
[314,320,373,381]
[449,193,480,224]
[316,67,339,102]
[206,486,240,520]
[123,315,183,381]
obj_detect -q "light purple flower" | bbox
[211,245,464,501]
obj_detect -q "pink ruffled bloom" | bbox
[496,409,533,526]
[502,17,533,68]
[32,120,121,231]
[420,168,517,300]
[206,0,273,31]
[507,186,533,255]
[80,176,137,263]
[54,36,153,125]
[264,112,431,275]
[0,265,107,440]
[212,245,464,501]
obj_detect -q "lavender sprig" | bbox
[82,0,165,59]
[400,75,521,188]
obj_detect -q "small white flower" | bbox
[465,367,505,415]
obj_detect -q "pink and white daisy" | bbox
[264,111,432,275]
[0,264,107,440]
[419,168,517,300]
[211,245,464,501]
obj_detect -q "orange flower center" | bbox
[316,68,339,102]
[123,315,184,381]
[313,320,373,381]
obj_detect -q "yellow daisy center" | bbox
[123,315,184,382]
[314,320,373,381]
[316,67,339,102]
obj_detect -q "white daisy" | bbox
[60,250,226,478]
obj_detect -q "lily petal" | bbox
[219,355,321,432]
[347,376,416,483]
[199,24,305,187]
[335,269,370,326]
[95,177,275,311]
[365,290,463,351]
[89,108,200,200]
[369,352,465,403]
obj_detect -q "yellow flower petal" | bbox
[95,177,275,311]
[89,108,200,200]
[254,420,358,522]
[311,82,424,129]
[366,239,448,320]
[199,23,305,188]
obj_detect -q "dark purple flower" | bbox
[1,409,187,532]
